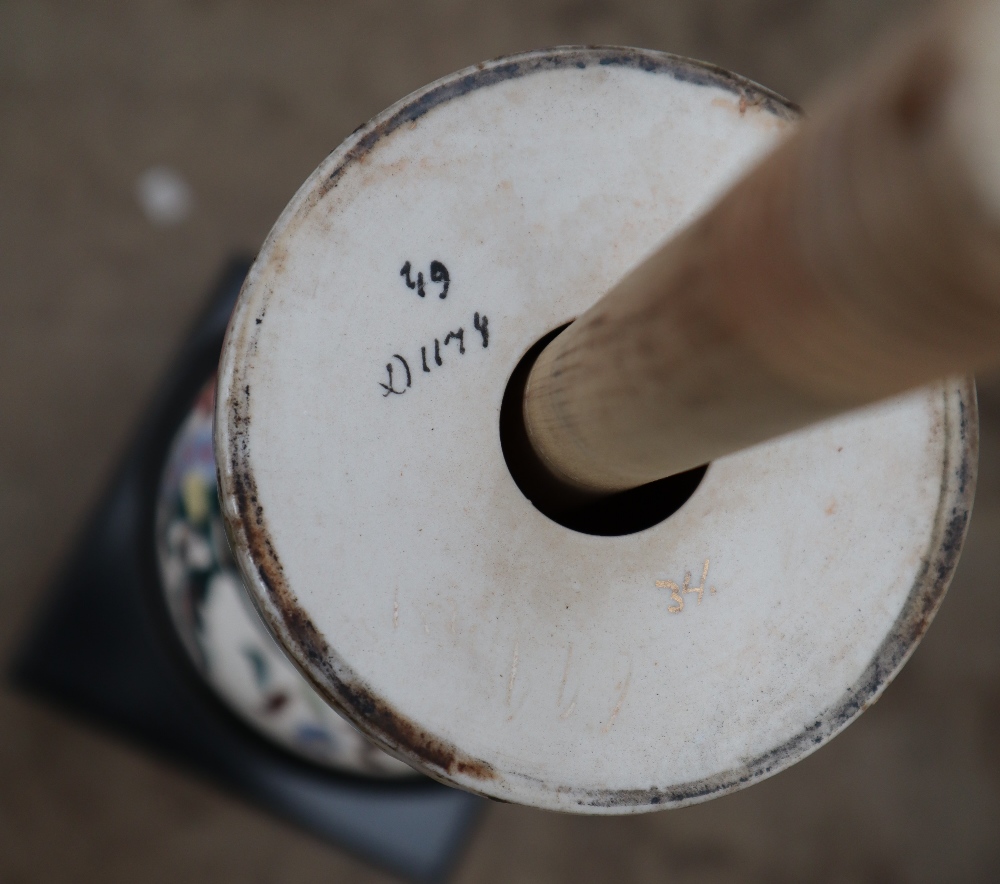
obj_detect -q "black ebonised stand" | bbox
[11,260,482,883]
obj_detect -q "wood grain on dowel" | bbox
[523,0,1000,497]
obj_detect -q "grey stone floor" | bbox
[3,1,999,881]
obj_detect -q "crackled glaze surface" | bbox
[215,48,976,811]
[156,377,417,778]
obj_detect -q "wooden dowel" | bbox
[523,0,1000,497]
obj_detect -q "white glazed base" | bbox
[215,48,976,812]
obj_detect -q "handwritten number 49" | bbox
[400,261,450,299]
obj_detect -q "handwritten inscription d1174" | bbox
[379,312,490,397]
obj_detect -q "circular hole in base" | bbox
[499,324,708,537]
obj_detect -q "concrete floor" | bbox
[3,0,999,881]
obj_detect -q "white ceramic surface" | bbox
[215,48,976,811]
[156,377,417,777]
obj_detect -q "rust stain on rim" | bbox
[222,379,497,783]
[314,47,798,203]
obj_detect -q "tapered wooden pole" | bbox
[523,0,1000,496]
